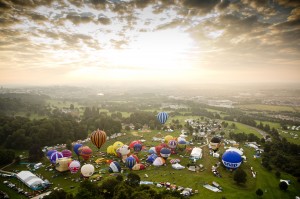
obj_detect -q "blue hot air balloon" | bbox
[73,143,83,157]
[146,154,158,164]
[160,148,171,160]
[125,156,136,170]
[222,151,242,170]
[109,161,121,173]
[50,151,63,164]
[46,150,57,159]
[133,143,142,153]
[157,112,169,124]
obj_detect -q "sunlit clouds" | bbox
[0,0,299,86]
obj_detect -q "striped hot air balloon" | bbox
[79,146,93,161]
[168,140,178,149]
[62,149,72,158]
[109,161,121,173]
[50,152,63,164]
[157,112,168,124]
[90,129,107,149]
[125,156,136,170]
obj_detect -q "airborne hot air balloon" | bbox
[90,129,107,150]
[157,112,169,124]
[222,150,242,170]
[109,161,121,173]
[81,164,95,177]
[210,137,221,152]
[68,160,80,174]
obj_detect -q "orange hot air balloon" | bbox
[79,146,93,161]
[90,129,107,149]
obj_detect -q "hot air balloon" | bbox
[168,140,178,150]
[177,140,187,150]
[109,161,121,173]
[157,112,169,124]
[148,147,157,154]
[73,143,83,157]
[107,145,116,156]
[222,151,242,170]
[146,154,158,164]
[90,129,107,149]
[210,137,221,152]
[118,145,130,163]
[160,148,171,160]
[56,157,72,172]
[46,150,57,159]
[153,157,166,166]
[113,141,124,151]
[50,152,63,164]
[133,143,142,153]
[155,145,163,155]
[62,149,72,158]
[79,146,93,161]
[81,164,95,177]
[129,140,142,149]
[132,164,145,171]
[164,135,173,143]
[130,154,140,163]
[125,156,136,170]
[68,160,80,174]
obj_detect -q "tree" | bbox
[70,104,74,110]
[66,139,72,150]
[116,175,123,182]
[275,171,281,178]
[234,169,247,184]
[44,190,74,199]
[256,188,263,197]
[28,144,44,162]
[124,126,130,131]
[279,181,288,191]
[126,173,141,187]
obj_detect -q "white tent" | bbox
[16,171,45,190]
[190,147,202,159]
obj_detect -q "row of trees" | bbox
[44,173,184,199]
[229,132,261,143]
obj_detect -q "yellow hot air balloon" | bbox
[90,129,107,149]
[107,145,117,156]
[164,135,173,143]
[113,141,124,150]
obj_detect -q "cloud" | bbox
[0,0,12,10]
[182,0,220,14]
[276,0,300,8]
[288,7,300,21]
[66,12,95,24]
[98,16,111,25]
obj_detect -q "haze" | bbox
[0,0,299,87]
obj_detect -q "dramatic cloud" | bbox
[0,0,299,86]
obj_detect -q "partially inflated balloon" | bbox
[50,152,63,164]
[46,150,57,159]
[79,146,93,161]
[62,149,72,158]
[133,143,142,153]
[125,156,136,170]
[157,112,168,124]
[109,161,121,173]
[90,129,107,149]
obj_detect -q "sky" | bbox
[0,0,300,87]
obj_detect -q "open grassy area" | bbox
[222,121,264,139]
[1,127,299,199]
[237,104,297,112]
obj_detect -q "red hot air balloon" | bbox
[79,146,93,161]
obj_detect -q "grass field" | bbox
[237,104,297,112]
[1,127,299,199]
[222,121,264,139]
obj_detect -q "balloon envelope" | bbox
[153,157,166,166]
[157,112,169,124]
[129,140,142,149]
[107,145,116,156]
[113,141,124,150]
[62,149,72,158]
[73,143,83,156]
[168,140,178,149]
[81,164,95,177]
[164,135,173,143]
[90,129,107,149]
[125,156,136,170]
[222,151,242,169]
[79,146,93,161]
[160,148,171,159]
[130,154,140,163]
[132,164,145,171]
[146,154,158,164]
[133,143,142,152]
[68,160,80,174]
[118,145,130,156]
[46,150,57,159]
[50,152,63,164]
[109,161,121,173]
[148,147,157,154]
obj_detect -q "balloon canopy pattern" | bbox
[157,112,169,124]
[90,129,107,149]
